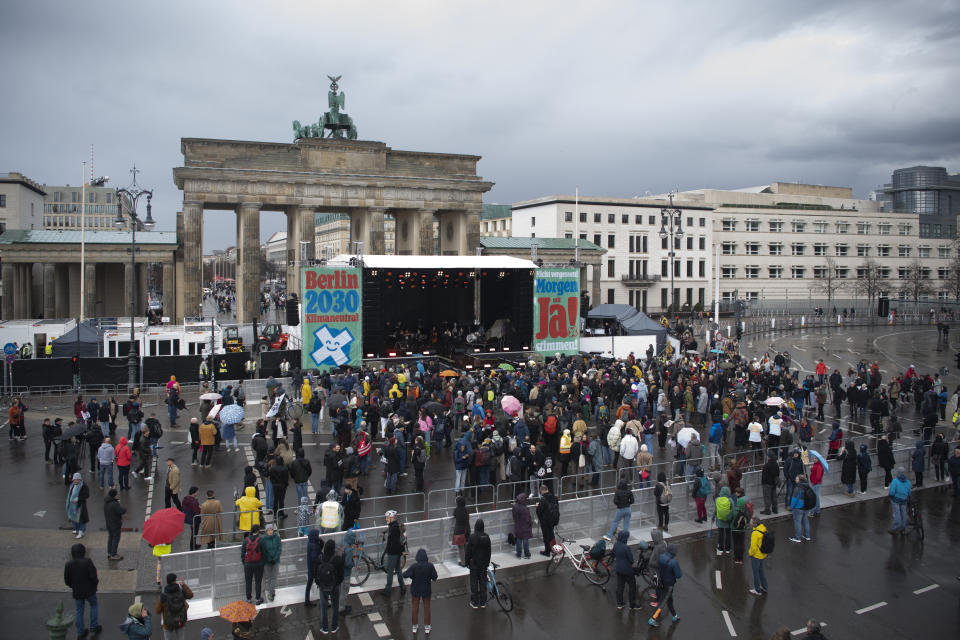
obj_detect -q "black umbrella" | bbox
[328,393,347,409]
[423,401,445,415]
[61,424,86,441]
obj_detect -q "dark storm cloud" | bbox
[1,0,958,249]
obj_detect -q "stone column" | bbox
[43,264,56,319]
[348,209,368,255]
[393,210,414,255]
[83,263,96,320]
[136,263,148,316]
[1,263,14,320]
[182,200,204,320]
[591,263,601,310]
[236,202,261,324]
[367,207,387,255]
[417,209,436,255]
[67,263,81,318]
[300,207,316,265]
[162,262,174,319]
[465,207,481,255]
[54,264,69,318]
[438,211,467,256]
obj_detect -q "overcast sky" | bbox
[3,0,958,250]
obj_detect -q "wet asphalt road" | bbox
[2,325,958,638]
[7,486,950,640]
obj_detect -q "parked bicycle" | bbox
[487,562,513,612]
[545,532,610,589]
[350,529,409,586]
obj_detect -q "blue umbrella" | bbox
[710,348,723,353]
[807,448,828,472]
[218,404,245,425]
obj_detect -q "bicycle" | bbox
[906,498,924,541]
[487,562,513,612]
[545,534,610,589]
[350,530,409,586]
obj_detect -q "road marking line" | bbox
[855,601,887,614]
[831,354,842,359]
[368,612,382,621]
[373,622,390,637]
[791,622,826,635]
[715,570,722,590]
[913,584,939,594]
[358,592,374,606]
[722,610,736,636]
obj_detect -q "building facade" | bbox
[879,165,960,239]
[511,195,714,314]
[481,203,512,237]
[0,172,45,231]
[685,182,956,307]
[41,183,127,230]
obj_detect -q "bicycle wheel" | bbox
[495,581,514,612]
[288,403,304,419]
[584,558,611,586]
[351,554,371,586]
[545,553,562,576]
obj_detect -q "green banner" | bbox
[533,267,580,356]
[300,266,363,372]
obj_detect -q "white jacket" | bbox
[619,434,639,461]
[607,422,622,449]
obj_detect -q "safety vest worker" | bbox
[218,360,228,375]
[318,491,343,531]
[20,343,33,359]
[45,342,53,357]
[199,361,209,378]
[279,360,290,376]
[245,360,256,375]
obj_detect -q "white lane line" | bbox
[913,584,939,594]
[791,622,827,636]
[715,570,722,590]
[358,591,374,607]
[831,354,842,359]
[373,622,390,637]
[368,612,382,621]
[722,610,737,636]
[855,601,887,614]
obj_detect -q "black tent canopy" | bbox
[51,323,103,358]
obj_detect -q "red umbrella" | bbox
[142,507,185,546]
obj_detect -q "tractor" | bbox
[255,323,290,352]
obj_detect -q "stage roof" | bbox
[329,255,539,270]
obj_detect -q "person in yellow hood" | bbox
[235,486,262,532]
[301,380,312,407]
[389,384,402,400]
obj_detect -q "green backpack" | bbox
[715,496,732,522]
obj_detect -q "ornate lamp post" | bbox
[114,166,155,392]
[659,192,684,318]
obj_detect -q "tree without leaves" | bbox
[808,256,843,307]
[848,258,884,307]
[897,258,934,309]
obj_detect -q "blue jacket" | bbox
[889,474,911,504]
[514,420,529,444]
[306,529,322,580]
[402,548,438,598]
[911,442,925,473]
[613,530,634,575]
[709,422,723,444]
[454,443,472,470]
[657,548,683,586]
[119,612,152,639]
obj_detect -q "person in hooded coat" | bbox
[315,539,344,633]
[888,467,912,534]
[64,542,100,637]
[613,530,638,610]
[648,543,682,628]
[452,495,470,566]
[840,441,858,496]
[464,519,491,609]
[340,529,359,616]
[119,602,152,639]
[877,434,895,488]
[511,493,533,559]
[235,486,262,532]
[714,486,733,555]
[304,529,322,606]
[66,472,90,538]
[856,443,873,494]
[403,548,438,635]
[911,440,926,486]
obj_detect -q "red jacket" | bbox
[809,460,824,486]
[115,438,132,466]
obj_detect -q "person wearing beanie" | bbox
[66,472,90,538]
[637,443,654,488]
[119,602,152,639]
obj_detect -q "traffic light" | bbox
[286,294,300,326]
[71,353,80,374]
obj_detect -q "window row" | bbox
[720,266,943,280]
[721,219,909,235]
[719,242,948,258]
[564,211,707,227]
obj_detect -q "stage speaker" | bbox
[363,271,383,354]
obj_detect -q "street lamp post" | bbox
[114,166,155,392]
[659,192,684,319]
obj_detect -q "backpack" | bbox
[243,536,262,564]
[474,447,488,467]
[759,529,775,554]
[544,415,558,435]
[163,588,188,628]
[801,484,817,510]
[733,507,749,531]
[716,496,732,522]
[659,482,673,504]
[413,447,426,465]
[589,538,606,559]
[697,476,711,498]
[454,397,465,413]
[315,555,337,592]
[597,404,609,422]
[491,438,504,457]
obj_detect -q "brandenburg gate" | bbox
[173,77,493,323]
